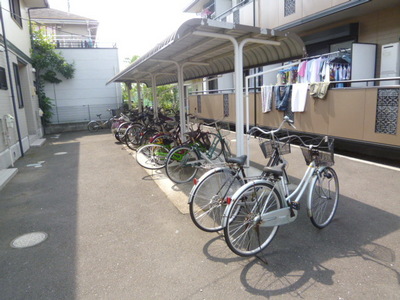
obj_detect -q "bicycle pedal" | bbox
[289,201,300,210]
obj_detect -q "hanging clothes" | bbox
[291,83,308,112]
[261,85,273,113]
[309,82,331,99]
[275,85,292,111]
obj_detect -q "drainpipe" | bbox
[0,3,24,158]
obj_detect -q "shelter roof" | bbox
[108,18,306,87]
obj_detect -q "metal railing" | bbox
[49,35,117,49]
[50,104,122,124]
[214,0,252,22]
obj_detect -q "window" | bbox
[13,63,24,108]
[0,67,8,90]
[9,0,22,27]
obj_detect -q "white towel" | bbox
[291,83,308,112]
[261,85,273,113]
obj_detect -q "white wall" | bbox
[0,1,43,171]
[44,48,121,107]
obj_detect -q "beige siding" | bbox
[302,0,332,17]
[188,87,400,147]
[259,0,279,28]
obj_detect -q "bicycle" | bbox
[164,120,229,184]
[87,110,115,132]
[222,131,339,257]
[135,123,182,170]
[135,119,218,170]
[188,117,293,232]
[125,110,175,150]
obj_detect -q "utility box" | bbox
[380,42,400,86]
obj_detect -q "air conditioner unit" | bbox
[380,42,400,86]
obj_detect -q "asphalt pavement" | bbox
[0,130,399,300]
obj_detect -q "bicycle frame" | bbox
[259,162,321,227]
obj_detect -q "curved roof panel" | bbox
[108,18,306,87]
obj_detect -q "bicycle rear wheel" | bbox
[165,146,200,184]
[140,128,159,146]
[224,181,282,257]
[136,144,169,170]
[87,121,100,132]
[189,168,244,232]
[115,122,130,143]
[125,124,143,149]
[308,167,339,228]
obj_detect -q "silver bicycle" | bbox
[222,132,339,257]
[188,117,294,232]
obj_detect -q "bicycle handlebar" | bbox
[247,116,295,136]
[279,134,332,149]
[248,117,331,149]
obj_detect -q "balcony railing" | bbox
[51,35,116,49]
[214,0,251,22]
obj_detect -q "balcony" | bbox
[53,35,116,49]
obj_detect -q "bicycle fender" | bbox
[188,166,232,204]
[221,179,273,227]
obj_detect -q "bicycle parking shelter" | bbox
[107,18,307,156]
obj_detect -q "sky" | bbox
[48,0,196,67]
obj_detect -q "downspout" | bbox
[0,3,24,158]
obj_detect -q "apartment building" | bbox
[0,0,48,181]
[184,0,400,160]
[30,7,121,126]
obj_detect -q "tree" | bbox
[122,55,179,114]
[30,27,75,124]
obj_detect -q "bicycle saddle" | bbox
[263,162,287,177]
[226,155,247,166]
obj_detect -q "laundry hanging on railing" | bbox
[261,85,273,112]
[309,82,331,99]
[291,83,309,112]
[277,67,298,85]
[275,85,292,111]
[297,50,351,87]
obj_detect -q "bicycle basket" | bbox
[300,137,334,167]
[259,140,291,158]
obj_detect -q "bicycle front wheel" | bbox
[224,181,282,257]
[87,121,100,132]
[189,168,244,232]
[308,167,339,228]
[165,146,200,184]
[136,144,169,170]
